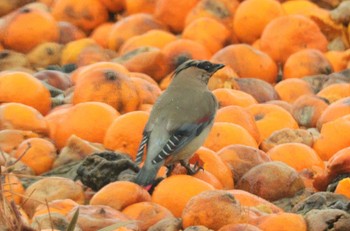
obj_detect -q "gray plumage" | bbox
[134,60,224,186]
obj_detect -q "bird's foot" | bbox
[180,160,203,175]
[165,164,175,177]
[147,177,164,194]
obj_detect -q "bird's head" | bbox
[173,59,225,84]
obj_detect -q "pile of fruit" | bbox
[1,0,350,230]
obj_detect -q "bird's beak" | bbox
[211,63,225,73]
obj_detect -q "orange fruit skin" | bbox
[57,21,87,44]
[313,114,350,161]
[213,89,258,108]
[154,0,200,33]
[100,0,125,12]
[23,176,85,217]
[1,7,59,53]
[3,173,25,204]
[182,190,258,230]
[66,204,130,231]
[282,0,320,15]
[324,50,350,72]
[246,104,299,144]
[283,49,333,79]
[317,96,350,130]
[190,147,234,189]
[0,72,52,115]
[32,199,79,217]
[108,13,167,52]
[266,143,325,172]
[119,46,170,82]
[228,189,283,214]
[215,105,260,144]
[103,111,150,160]
[211,44,278,84]
[317,83,350,103]
[192,170,224,189]
[185,0,240,30]
[70,61,129,84]
[208,66,239,90]
[90,22,114,48]
[335,178,350,199]
[259,15,328,64]
[0,103,48,135]
[217,144,271,184]
[161,38,212,73]
[0,129,39,155]
[233,0,286,44]
[274,78,314,104]
[60,38,98,65]
[151,175,215,217]
[90,181,151,211]
[131,77,162,105]
[182,17,231,54]
[14,137,57,175]
[122,201,174,230]
[256,212,307,231]
[52,0,109,32]
[72,67,140,113]
[203,122,258,152]
[46,102,119,149]
[119,29,177,55]
[125,0,157,15]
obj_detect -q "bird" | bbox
[134,59,224,187]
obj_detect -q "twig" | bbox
[20,188,36,208]
[11,143,32,167]
[11,201,35,231]
[45,199,55,231]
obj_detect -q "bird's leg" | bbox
[180,160,203,175]
[148,177,164,194]
[165,164,175,177]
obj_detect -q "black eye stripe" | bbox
[197,61,212,70]
[173,59,219,76]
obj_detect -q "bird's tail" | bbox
[134,165,159,187]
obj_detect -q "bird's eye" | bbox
[198,61,212,71]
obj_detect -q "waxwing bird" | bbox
[134,59,224,186]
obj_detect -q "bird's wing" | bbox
[135,131,150,165]
[151,92,217,164]
[134,90,173,165]
[151,114,214,164]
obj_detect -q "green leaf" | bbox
[66,208,79,231]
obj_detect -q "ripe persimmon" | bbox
[215,105,260,142]
[233,0,285,44]
[13,138,57,175]
[246,104,299,144]
[154,0,200,33]
[211,44,278,83]
[283,49,333,79]
[72,67,140,113]
[103,111,150,160]
[46,102,119,149]
[152,175,214,217]
[90,181,151,211]
[259,15,328,64]
[0,71,51,115]
[1,7,59,53]
[203,122,258,151]
[52,0,109,32]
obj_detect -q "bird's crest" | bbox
[173,59,224,77]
